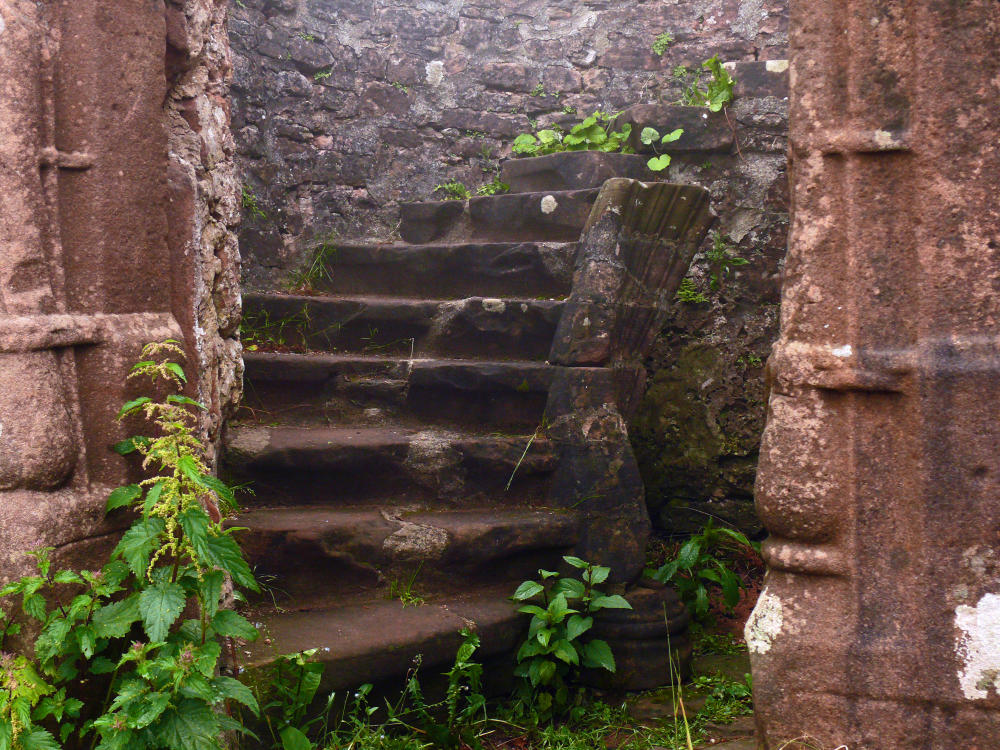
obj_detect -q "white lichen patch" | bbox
[226,426,271,456]
[384,523,449,560]
[832,344,853,358]
[540,195,558,214]
[955,593,1000,699]
[765,59,789,73]
[745,588,784,654]
[482,298,506,313]
[425,61,445,86]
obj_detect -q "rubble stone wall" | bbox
[229,0,790,536]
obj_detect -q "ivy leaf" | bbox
[106,484,142,513]
[138,582,186,642]
[112,518,165,578]
[210,610,258,641]
[511,580,543,601]
[640,127,660,145]
[92,595,141,639]
[581,638,616,672]
[647,154,672,171]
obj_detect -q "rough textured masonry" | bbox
[0,0,240,579]
[748,0,1000,746]
[229,0,790,536]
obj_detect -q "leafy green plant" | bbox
[241,306,317,352]
[251,649,328,750]
[387,563,425,608]
[313,68,332,82]
[242,185,267,222]
[704,232,748,290]
[652,32,674,56]
[510,556,631,722]
[288,234,338,292]
[675,278,708,304]
[530,83,548,98]
[511,112,633,157]
[690,672,753,724]
[647,521,758,621]
[675,56,735,112]
[0,340,260,750]
[434,181,472,201]
[639,126,684,172]
[476,177,510,196]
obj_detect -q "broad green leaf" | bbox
[584,565,610,585]
[517,604,546,616]
[640,126,660,145]
[511,580,544,601]
[647,154,672,171]
[211,676,260,714]
[582,638,616,672]
[22,593,47,621]
[18,729,60,750]
[660,128,684,143]
[179,507,211,551]
[546,593,572,622]
[676,538,702,570]
[536,129,560,145]
[165,362,187,383]
[155,700,219,750]
[179,672,216,703]
[128,691,169,729]
[107,484,142,512]
[536,627,553,647]
[143,481,165,515]
[517,640,544,661]
[92,594,141,639]
[111,436,150,456]
[112,518,165,578]
[0,719,12,750]
[211,609,258,641]
[35,618,72,664]
[566,614,593,642]
[562,133,586,146]
[52,569,83,585]
[76,625,97,659]
[138,581,185,642]
[166,394,206,410]
[552,639,579,665]
[117,397,151,419]
[192,473,236,510]
[197,570,225,619]
[280,726,313,750]
[192,640,222,678]
[91,657,117,675]
[562,556,588,569]
[512,134,539,154]
[202,531,257,591]
[654,559,679,582]
[553,577,585,600]
[591,594,631,610]
[694,585,710,617]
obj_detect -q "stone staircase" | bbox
[223,152,713,689]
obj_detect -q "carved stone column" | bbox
[748,1,1000,746]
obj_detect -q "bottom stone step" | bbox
[242,588,523,692]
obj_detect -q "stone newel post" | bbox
[747,1,1000,747]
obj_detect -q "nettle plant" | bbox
[511,112,633,157]
[511,556,630,722]
[0,340,260,750]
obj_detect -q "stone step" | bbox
[307,241,576,299]
[242,293,563,361]
[222,424,558,507]
[501,152,658,193]
[242,588,523,692]
[232,506,579,601]
[399,189,599,244]
[240,352,556,430]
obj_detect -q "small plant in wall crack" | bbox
[434,180,472,201]
[511,112,633,157]
[705,231,748,289]
[674,55,735,112]
[651,31,674,56]
[510,556,631,723]
[640,125,684,171]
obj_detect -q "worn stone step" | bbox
[306,241,576,299]
[222,424,558,507]
[242,588,522,692]
[399,189,599,244]
[242,292,563,360]
[501,151,658,193]
[240,352,555,430]
[231,506,579,601]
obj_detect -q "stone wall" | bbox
[229,0,790,536]
[166,0,244,461]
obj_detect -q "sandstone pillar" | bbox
[748,1,1000,747]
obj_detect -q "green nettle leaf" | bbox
[117,397,152,419]
[210,676,259,714]
[17,728,61,750]
[92,594,142,639]
[511,580,544,601]
[582,638,616,672]
[164,362,188,383]
[0,719,13,750]
[584,565,610,585]
[111,435,151,455]
[155,699,220,750]
[590,594,631,610]
[35,618,72,664]
[280,726,313,750]
[143,480,165,515]
[22,593,47,621]
[201,532,258,592]
[192,473,236,510]
[565,614,593,642]
[76,625,97,659]
[52,569,83,585]
[166,394,206,410]
[562,556,588,570]
[91,657,117,675]
[128,691,170,729]
[179,507,211,551]
[197,570,225,619]
[552,639,579,665]
[106,484,142,512]
[553,577,585,600]
[113,518,166,578]
[138,581,185,642]
[640,126,660,145]
[210,609,258,641]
